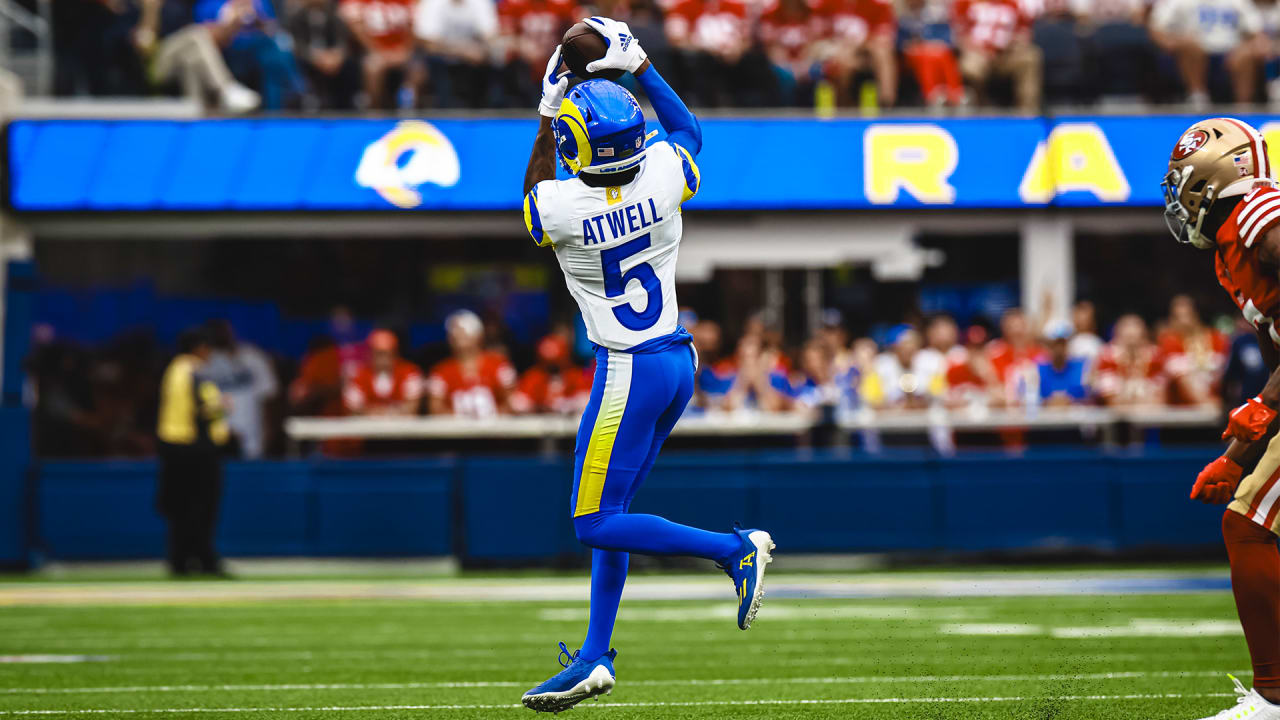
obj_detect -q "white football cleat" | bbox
[1196,675,1280,720]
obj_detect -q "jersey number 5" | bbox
[601,233,662,331]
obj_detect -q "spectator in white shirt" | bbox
[201,319,278,459]
[415,0,497,107]
[1150,0,1265,104]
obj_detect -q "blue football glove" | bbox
[583,17,647,75]
[539,45,572,118]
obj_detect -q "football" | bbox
[561,21,624,82]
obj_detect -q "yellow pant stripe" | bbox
[574,351,632,517]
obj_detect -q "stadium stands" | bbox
[9,0,1276,111]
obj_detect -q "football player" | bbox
[518,17,776,713]
[1165,117,1280,720]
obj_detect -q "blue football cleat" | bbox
[521,642,616,713]
[719,527,775,630]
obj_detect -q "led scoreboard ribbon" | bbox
[8,115,1277,212]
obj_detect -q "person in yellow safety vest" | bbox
[156,327,230,577]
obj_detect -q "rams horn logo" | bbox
[356,120,460,209]
[1172,129,1210,161]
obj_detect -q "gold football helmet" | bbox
[1163,117,1272,249]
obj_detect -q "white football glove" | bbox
[583,16,647,75]
[539,45,572,118]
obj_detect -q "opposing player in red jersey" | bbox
[426,310,517,418]
[1164,117,1280,719]
[342,329,425,416]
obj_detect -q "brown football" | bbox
[561,21,624,82]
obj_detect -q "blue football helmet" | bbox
[553,80,648,176]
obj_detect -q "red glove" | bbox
[1223,396,1278,443]
[1191,456,1243,504]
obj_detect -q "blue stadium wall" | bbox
[13,446,1227,564]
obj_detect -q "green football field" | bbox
[0,568,1253,719]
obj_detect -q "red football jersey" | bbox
[498,0,578,50]
[952,0,1029,51]
[426,351,517,418]
[664,0,750,50]
[343,360,425,413]
[512,365,591,413]
[760,1,831,61]
[1157,328,1228,404]
[826,0,896,44]
[1094,344,1165,404]
[339,0,415,53]
[985,339,1045,383]
[944,347,985,388]
[1217,185,1280,349]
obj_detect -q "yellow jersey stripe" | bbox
[574,351,633,517]
[674,144,701,205]
[524,185,550,247]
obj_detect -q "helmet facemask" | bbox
[1162,165,1217,250]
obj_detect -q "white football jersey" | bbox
[524,140,701,351]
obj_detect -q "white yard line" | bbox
[0,571,1232,607]
[0,693,1237,715]
[0,670,1248,695]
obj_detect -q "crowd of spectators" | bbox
[295,295,1251,427]
[47,0,1280,112]
[26,295,1263,457]
[683,296,1247,417]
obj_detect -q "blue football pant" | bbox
[569,343,741,661]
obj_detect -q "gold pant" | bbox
[1231,430,1280,533]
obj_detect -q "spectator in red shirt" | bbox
[292,335,361,456]
[426,310,517,417]
[338,0,423,108]
[496,0,578,105]
[342,329,425,416]
[759,0,831,105]
[985,308,1046,406]
[897,0,965,106]
[1157,294,1228,407]
[952,0,1043,108]
[1095,314,1166,407]
[827,0,899,106]
[945,323,1001,408]
[512,330,590,414]
[665,0,776,106]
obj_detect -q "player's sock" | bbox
[574,512,742,563]
[578,549,628,662]
[1223,509,1280,689]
